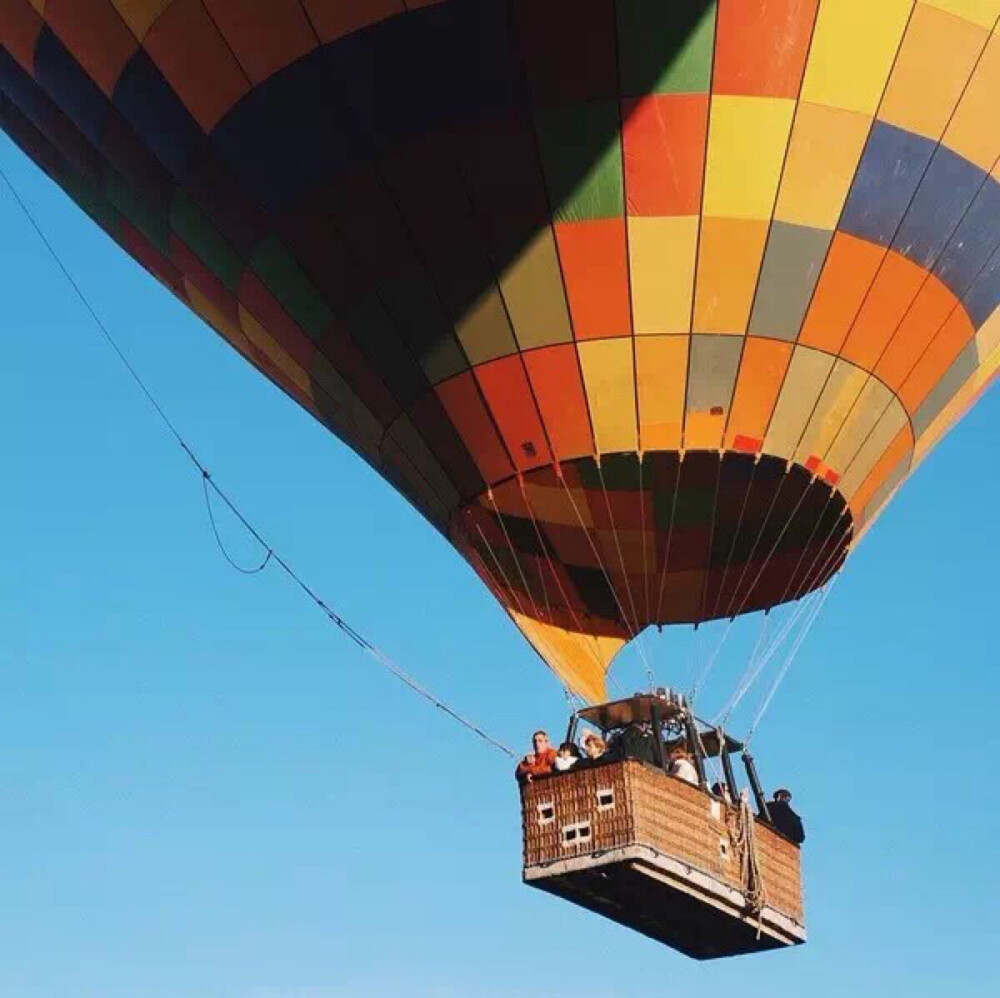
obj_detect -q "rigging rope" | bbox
[745,576,839,747]
[1,160,517,761]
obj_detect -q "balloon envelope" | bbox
[2,0,997,701]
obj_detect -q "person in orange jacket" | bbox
[515,730,557,784]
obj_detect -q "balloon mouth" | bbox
[454,450,852,648]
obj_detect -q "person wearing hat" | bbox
[767,788,805,844]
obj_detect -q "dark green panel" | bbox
[104,173,168,254]
[617,0,717,96]
[534,103,623,222]
[170,192,245,292]
[251,236,334,342]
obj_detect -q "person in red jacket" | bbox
[515,730,557,784]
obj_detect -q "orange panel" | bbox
[799,233,885,353]
[45,0,138,97]
[203,0,315,84]
[301,0,404,42]
[693,217,769,334]
[898,308,976,413]
[435,371,514,486]
[714,0,819,98]
[848,424,912,517]
[555,219,632,340]
[474,355,553,473]
[522,344,595,460]
[144,0,250,131]
[875,275,959,391]
[724,336,793,449]
[840,250,928,371]
[2,0,43,75]
[621,94,709,216]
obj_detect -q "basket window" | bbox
[561,821,592,847]
[710,800,722,821]
[536,802,555,826]
[596,788,615,812]
[719,837,729,858]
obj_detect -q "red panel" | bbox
[523,343,595,460]
[435,371,514,485]
[45,0,138,98]
[513,0,618,103]
[555,219,632,340]
[203,0,315,84]
[144,0,250,131]
[714,0,819,98]
[238,272,316,371]
[170,235,239,321]
[622,94,708,216]
[474,355,553,473]
[301,0,404,43]
[119,219,183,293]
[1,0,43,75]
[322,320,401,426]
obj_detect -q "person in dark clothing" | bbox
[612,723,657,764]
[767,788,805,844]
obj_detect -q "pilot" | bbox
[767,788,805,844]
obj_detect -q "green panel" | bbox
[62,171,121,237]
[170,192,244,292]
[535,103,623,222]
[104,172,169,254]
[617,0,717,96]
[577,453,641,491]
[251,235,334,342]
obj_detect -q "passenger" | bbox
[515,729,557,784]
[577,731,608,768]
[614,722,656,764]
[667,744,699,785]
[553,741,580,772]
[767,788,805,844]
[711,781,733,804]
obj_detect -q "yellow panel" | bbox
[692,217,768,333]
[498,227,574,349]
[185,280,249,354]
[793,358,870,466]
[775,102,871,228]
[838,397,909,497]
[112,0,172,40]
[238,304,310,396]
[577,339,639,454]
[879,3,989,140]
[822,377,894,475]
[764,346,835,458]
[636,335,688,451]
[801,0,914,115]
[510,609,616,704]
[921,0,1000,28]
[976,305,1000,361]
[941,31,1000,170]
[627,216,698,334]
[702,96,796,220]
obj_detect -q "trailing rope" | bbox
[1,158,517,761]
[729,797,767,929]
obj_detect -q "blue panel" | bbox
[961,242,1000,330]
[112,50,204,180]
[933,173,1000,301]
[209,0,521,215]
[32,28,109,150]
[840,122,934,249]
[0,47,105,185]
[209,51,363,215]
[894,145,989,270]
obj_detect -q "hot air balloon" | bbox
[2,0,997,961]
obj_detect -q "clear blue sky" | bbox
[1,133,998,998]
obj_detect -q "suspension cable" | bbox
[1,159,517,760]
